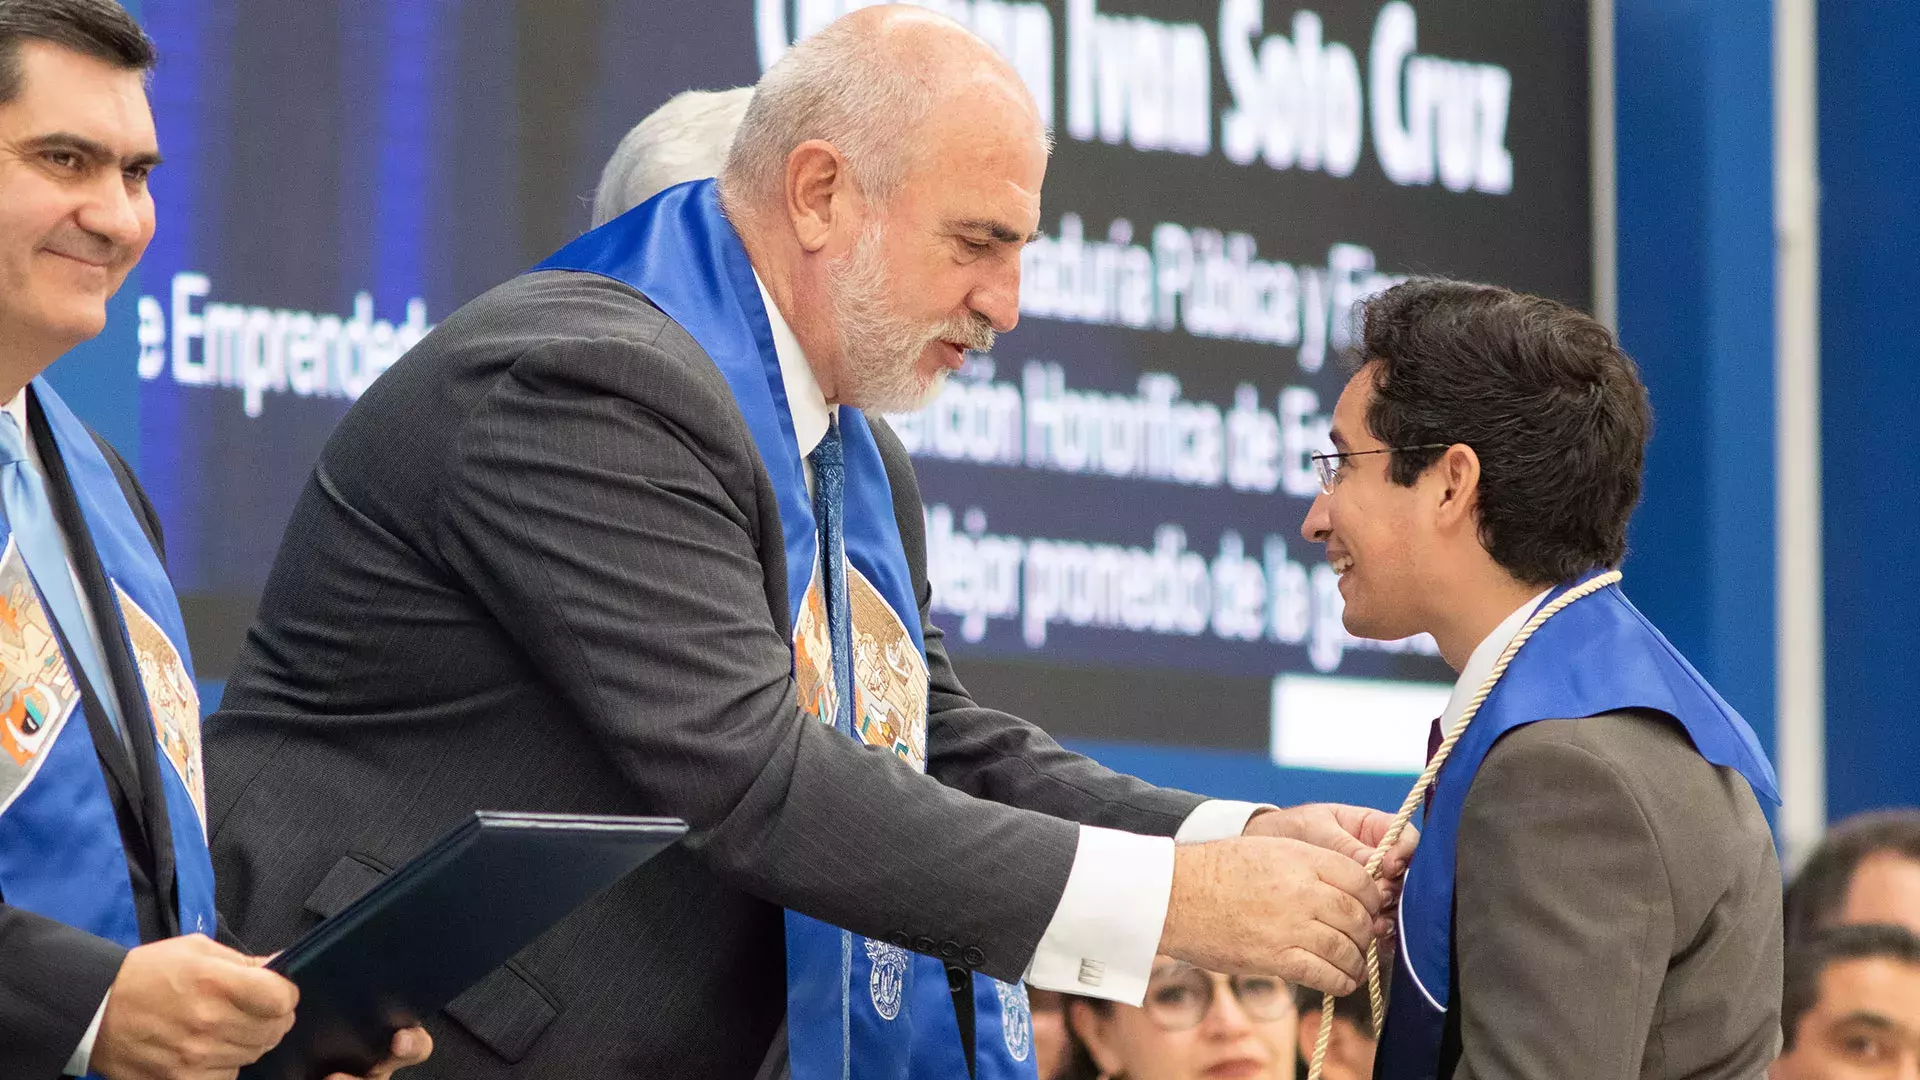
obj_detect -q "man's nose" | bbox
[1302,492,1332,543]
[76,175,147,250]
[971,258,1022,334]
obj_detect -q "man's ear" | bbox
[1067,998,1127,1077]
[1433,443,1482,532]
[785,139,852,253]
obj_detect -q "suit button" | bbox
[946,964,969,992]
[963,945,986,967]
[888,932,911,949]
[939,940,961,959]
[913,936,937,955]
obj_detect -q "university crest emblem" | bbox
[996,979,1033,1062]
[865,938,910,1021]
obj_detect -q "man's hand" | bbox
[1246,803,1418,941]
[90,934,298,1080]
[1244,802,1417,870]
[323,1026,434,1080]
[1247,803,1417,880]
[1158,836,1384,996]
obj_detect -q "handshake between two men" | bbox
[1164,803,1415,996]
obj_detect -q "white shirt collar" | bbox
[752,270,834,457]
[3,388,32,466]
[1439,587,1554,733]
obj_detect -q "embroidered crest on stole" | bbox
[996,979,1034,1061]
[0,540,80,813]
[865,938,912,1020]
[794,558,932,1022]
[793,563,930,773]
[114,585,204,823]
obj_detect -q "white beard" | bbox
[826,221,994,413]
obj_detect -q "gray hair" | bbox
[719,14,948,216]
[592,87,754,227]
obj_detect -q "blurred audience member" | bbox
[1064,957,1297,1080]
[1772,923,1920,1079]
[1786,811,1920,948]
[1292,987,1377,1080]
[1030,987,1072,1079]
[591,86,752,225]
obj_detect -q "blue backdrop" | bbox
[1613,0,1778,813]
[1818,0,1920,820]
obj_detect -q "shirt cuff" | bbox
[1023,825,1173,1006]
[1174,799,1274,844]
[64,990,110,1077]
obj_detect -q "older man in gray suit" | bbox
[1301,279,1782,1079]
[206,7,1409,1079]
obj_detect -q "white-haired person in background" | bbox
[590,86,753,227]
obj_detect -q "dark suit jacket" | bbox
[205,270,1208,1078]
[1,414,177,1080]
[1443,709,1782,1079]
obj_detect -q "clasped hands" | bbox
[1159,803,1417,997]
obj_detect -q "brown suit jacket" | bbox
[1447,708,1782,1079]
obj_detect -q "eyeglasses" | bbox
[1309,444,1453,494]
[1140,963,1292,1031]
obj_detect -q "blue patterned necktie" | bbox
[0,409,123,738]
[808,414,856,736]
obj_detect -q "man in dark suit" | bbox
[1300,280,1781,1078]
[206,6,1409,1079]
[0,3,429,1077]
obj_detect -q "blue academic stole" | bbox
[534,179,1038,1079]
[1373,571,1780,1080]
[0,380,217,952]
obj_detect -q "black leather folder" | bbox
[241,811,687,1080]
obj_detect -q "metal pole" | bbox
[1590,0,1617,330]
[1774,0,1825,870]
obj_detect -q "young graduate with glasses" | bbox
[1301,279,1780,1079]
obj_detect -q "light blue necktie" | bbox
[0,409,123,738]
[808,415,856,736]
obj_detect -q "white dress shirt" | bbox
[3,391,123,1077]
[752,276,1265,1005]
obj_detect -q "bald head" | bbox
[720,4,1045,216]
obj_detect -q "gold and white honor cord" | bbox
[1304,570,1623,1080]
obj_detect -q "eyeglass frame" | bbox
[1138,963,1294,1031]
[1309,443,1455,494]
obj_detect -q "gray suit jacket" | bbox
[205,270,1207,1078]
[1445,709,1782,1080]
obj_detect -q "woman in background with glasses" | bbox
[1063,957,1297,1080]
